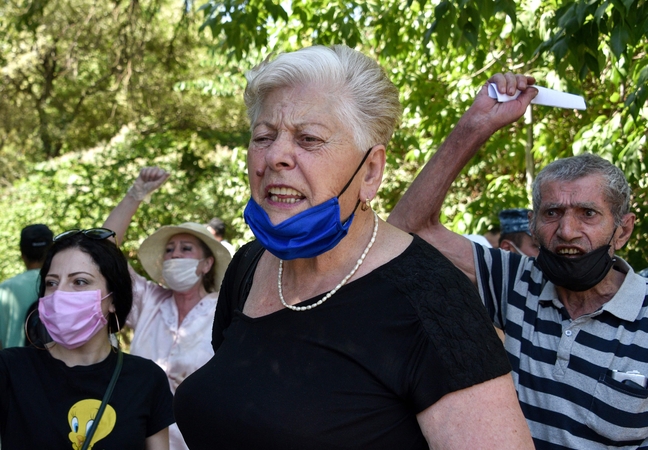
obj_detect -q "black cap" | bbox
[20,224,53,252]
[499,209,531,236]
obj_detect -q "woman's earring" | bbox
[361,198,371,212]
[110,312,122,350]
[23,308,47,350]
[113,312,121,332]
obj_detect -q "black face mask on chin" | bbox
[536,231,617,292]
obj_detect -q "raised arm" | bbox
[388,73,537,283]
[103,167,170,245]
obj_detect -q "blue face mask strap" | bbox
[336,145,376,224]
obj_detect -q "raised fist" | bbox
[128,167,170,201]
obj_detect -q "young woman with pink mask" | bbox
[0,230,174,449]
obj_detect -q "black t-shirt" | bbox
[175,236,510,449]
[0,346,174,449]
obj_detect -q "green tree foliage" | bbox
[199,0,647,267]
[0,0,647,282]
[0,130,252,279]
[0,0,249,182]
[0,0,252,278]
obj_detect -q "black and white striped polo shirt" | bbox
[473,244,648,449]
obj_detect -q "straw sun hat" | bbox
[138,222,232,292]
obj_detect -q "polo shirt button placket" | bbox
[554,325,577,377]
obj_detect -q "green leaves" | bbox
[610,22,631,57]
[199,0,289,58]
[625,85,648,119]
[1,0,648,274]
[539,0,647,80]
[494,0,517,26]
[0,129,253,280]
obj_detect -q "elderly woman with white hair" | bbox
[174,45,534,449]
[102,168,231,450]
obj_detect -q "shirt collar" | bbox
[538,257,647,321]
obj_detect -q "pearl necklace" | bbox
[278,211,379,311]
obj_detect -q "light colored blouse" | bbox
[127,266,218,450]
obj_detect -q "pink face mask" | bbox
[38,290,112,350]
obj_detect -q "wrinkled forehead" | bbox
[539,174,609,207]
[255,84,342,126]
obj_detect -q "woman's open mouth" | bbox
[268,187,304,204]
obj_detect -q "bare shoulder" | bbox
[364,220,414,267]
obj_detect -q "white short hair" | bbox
[244,45,402,152]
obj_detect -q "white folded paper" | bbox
[488,83,586,110]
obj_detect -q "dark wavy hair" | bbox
[38,233,132,333]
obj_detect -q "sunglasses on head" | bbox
[53,228,116,242]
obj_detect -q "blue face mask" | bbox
[244,147,374,260]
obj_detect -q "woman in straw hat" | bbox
[103,167,231,450]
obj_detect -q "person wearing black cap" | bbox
[498,208,539,257]
[0,224,53,348]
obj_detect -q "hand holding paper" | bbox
[488,83,586,110]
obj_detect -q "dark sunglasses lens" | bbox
[53,229,81,242]
[53,228,116,242]
[84,228,116,240]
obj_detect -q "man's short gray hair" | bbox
[531,153,632,228]
[244,45,402,152]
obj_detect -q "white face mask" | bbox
[162,258,203,292]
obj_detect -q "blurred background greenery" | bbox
[1,0,646,282]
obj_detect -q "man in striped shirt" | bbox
[389,73,648,449]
